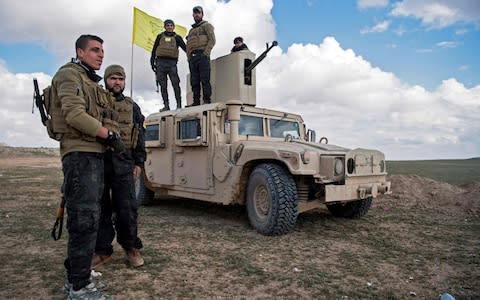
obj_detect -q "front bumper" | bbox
[324,178,391,202]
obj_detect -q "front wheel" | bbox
[246,163,298,235]
[326,197,372,218]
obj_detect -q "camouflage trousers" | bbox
[95,150,142,256]
[62,152,104,290]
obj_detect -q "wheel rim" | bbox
[253,183,270,221]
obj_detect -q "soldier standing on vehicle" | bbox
[231,36,249,52]
[151,19,186,111]
[186,5,215,106]
[54,34,122,300]
[93,64,146,269]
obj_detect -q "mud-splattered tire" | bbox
[326,197,372,218]
[134,174,155,206]
[246,163,298,235]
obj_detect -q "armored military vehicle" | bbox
[140,42,391,235]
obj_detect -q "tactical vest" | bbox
[47,63,113,141]
[155,33,179,59]
[186,21,210,56]
[113,96,136,149]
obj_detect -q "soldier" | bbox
[186,5,215,106]
[231,36,249,52]
[151,19,187,111]
[54,34,122,300]
[93,64,146,269]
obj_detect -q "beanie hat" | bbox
[164,19,174,27]
[104,64,125,79]
[193,6,203,13]
[234,36,243,44]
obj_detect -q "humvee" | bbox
[140,42,391,235]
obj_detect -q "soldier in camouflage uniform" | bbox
[186,5,215,106]
[54,34,124,300]
[93,64,146,268]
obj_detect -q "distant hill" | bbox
[387,158,480,185]
[0,146,59,157]
[1,145,477,185]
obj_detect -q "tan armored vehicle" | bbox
[141,42,391,235]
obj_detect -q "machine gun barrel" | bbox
[245,41,278,74]
[33,78,49,126]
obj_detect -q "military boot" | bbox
[176,99,182,109]
[126,248,144,267]
[160,99,170,112]
[91,254,112,269]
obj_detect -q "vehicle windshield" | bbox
[269,119,300,138]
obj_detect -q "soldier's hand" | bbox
[106,130,125,153]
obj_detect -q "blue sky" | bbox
[0,0,479,160]
[271,0,479,90]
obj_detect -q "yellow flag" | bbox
[132,7,187,52]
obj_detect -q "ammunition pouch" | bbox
[101,109,120,133]
[115,97,135,149]
[131,125,140,149]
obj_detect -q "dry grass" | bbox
[0,147,479,299]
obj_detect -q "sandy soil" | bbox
[0,146,479,299]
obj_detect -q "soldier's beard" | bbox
[108,87,124,98]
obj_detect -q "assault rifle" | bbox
[32,78,49,126]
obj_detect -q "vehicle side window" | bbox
[145,124,159,141]
[239,115,263,136]
[177,118,201,140]
[269,119,300,138]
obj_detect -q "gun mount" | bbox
[186,41,279,107]
[244,41,278,85]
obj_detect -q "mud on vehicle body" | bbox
[140,43,391,235]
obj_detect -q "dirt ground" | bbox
[0,147,479,299]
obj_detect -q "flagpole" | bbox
[130,7,135,98]
[130,43,134,98]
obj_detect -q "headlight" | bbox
[334,158,344,175]
[301,151,311,164]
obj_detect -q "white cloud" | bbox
[458,65,469,71]
[256,37,480,159]
[436,41,460,48]
[0,0,479,160]
[416,48,433,53]
[455,28,469,35]
[0,61,57,147]
[390,0,480,29]
[357,0,389,9]
[360,20,391,34]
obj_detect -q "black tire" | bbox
[246,163,298,235]
[134,173,155,206]
[326,197,372,218]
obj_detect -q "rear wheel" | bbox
[326,197,372,218]
[246,163,298,235]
